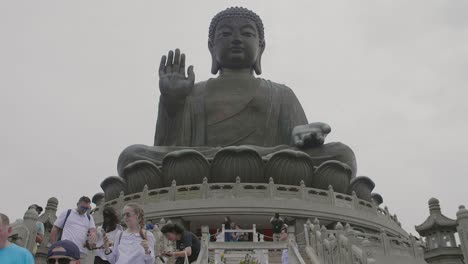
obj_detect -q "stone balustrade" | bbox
[97,177,401,231]
[302,219,425,264]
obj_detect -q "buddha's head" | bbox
[208,7,265,75]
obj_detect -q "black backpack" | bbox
[57,209,91,241]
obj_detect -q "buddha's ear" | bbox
[208,40,220,75]
[254,41,266,75]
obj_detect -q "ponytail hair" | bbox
[124,203,147,240]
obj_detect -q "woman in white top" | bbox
[95,206,123,264]
[103,203,155,264]
[280,225,289,264]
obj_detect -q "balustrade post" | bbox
[304,220,311,247]
[456,205,468,262]
[300,180,307,200]
[201,177,209,199]
[23,208,39,253]
[142,184,148,205]
[169,180,176,201]
[234,176,241,198]
[268,177,275,199]
[352,191,359,210]
[200,225,210,263]
[328,185,336,206]
[253,224,258,242]
[117,191,125,209]
[384,206,391,219]
[36,197,59,264]
[380,229,390,255]
[288,225,296,243]
[361,239,371,264]
[221,224,225,242]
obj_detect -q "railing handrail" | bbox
[208,241,288,250]
[223,229,256,233]
[101,180,401,228]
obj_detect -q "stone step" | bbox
[269,250,284,264]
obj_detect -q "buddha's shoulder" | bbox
[259,79,296,94]
[190,78,296,96]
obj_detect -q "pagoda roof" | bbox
[415,198,457,236]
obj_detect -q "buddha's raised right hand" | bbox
[159,49,195,98]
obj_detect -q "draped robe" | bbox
[154,78,308,147]
[118,78,356,177]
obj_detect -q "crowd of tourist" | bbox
[1,199,293,264]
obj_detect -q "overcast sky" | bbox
[1,0,467,235]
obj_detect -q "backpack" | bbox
[57,209,91,241]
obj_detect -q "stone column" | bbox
[294,217,307,246]
[36,197,59,264]
[23,208,39,253]
[456,205,468,262]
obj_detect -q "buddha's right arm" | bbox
[154,94,187,146]
[159,94,186,116]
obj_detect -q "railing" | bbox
[8,208,39,254]
[99,177,401,227]
[215,224,265,263]
[197,224,307,264]
[302,219,425,264]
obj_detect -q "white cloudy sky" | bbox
[1,0,467,234]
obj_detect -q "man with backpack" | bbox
[270,213,285,242]
[50,196,97,259]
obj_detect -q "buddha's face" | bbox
[211,17,262,71]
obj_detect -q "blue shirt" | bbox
[0,243,34,264]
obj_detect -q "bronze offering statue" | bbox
[103,7,368,201]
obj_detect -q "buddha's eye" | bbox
[242,32,255,37]
[220,31,232,37]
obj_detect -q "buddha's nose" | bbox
[231,32,242,45]
[231,38,242,45]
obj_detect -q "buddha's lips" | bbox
[230,47,244,53]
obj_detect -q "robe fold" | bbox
[154,78,308,147]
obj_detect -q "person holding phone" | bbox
[103,203,155,264]
[94,207,123,264]
[161,223,200,264]
[50,196,97,260]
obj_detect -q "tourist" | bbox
[270,213,284,242]
[161,222,201,264]
[28,204,45,255]
[47,240,81,264]
[145,220,154,231]
[0,213,35,264]
[50,196,97,259]
[231,224,246,242]
[94,207,123,264]
[280,225,288,264]
[103,203,155,264]
[223,216,232,242]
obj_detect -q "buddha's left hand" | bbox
[292,122,331,148]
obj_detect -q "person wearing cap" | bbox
[0,213,35,264]
[28,204,45,255]
[47,240,81,264]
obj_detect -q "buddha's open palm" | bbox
[159,49,195,98]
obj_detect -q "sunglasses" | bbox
[47,258,72,264]
[121,212,134,218]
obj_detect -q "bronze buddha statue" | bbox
[105,7,363,200]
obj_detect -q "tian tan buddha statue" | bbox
[103,7,372,202]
